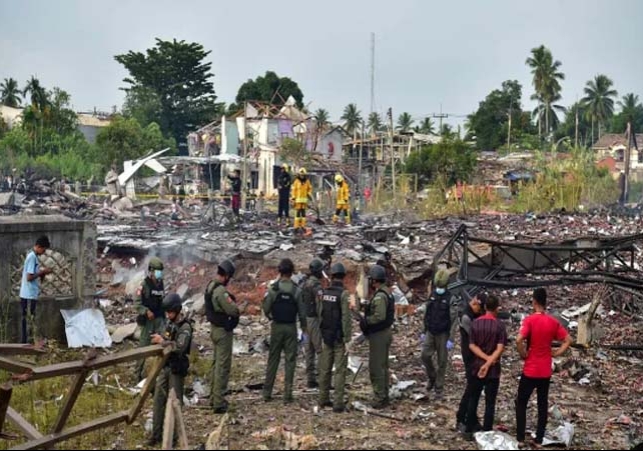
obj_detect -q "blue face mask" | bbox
[436,288,446,295]
[154,270,163,280]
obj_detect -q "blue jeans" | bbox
[20,298,37,344]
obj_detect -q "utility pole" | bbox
[575,107,579,149]
[370,33,375,115]
[624,121,632,204]
[359,120,365,209]
[242,101,248,210]
[507,97,513,151]
[387,107,396,199]
[432,104,449,136]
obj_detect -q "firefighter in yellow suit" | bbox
[291,168,313,231]
[333,174,350,225]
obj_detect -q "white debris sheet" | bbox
[61,309,113,348]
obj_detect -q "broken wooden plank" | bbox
[0,384,13,434]
[6,408,42,441]
[206,413,229,450]
[0,345,47,356]
[10,411,128,451]
[0,358,34,375]
[162,389,177,450]
[24,346,164,381]
[127,347,172,424]
[50,370,88,434]
[172,394,189,450]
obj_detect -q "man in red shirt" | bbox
[463,295,507,440]
[516,288,573,446]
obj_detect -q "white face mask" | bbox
[436,288,446,295]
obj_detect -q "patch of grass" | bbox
[0,345,150,450]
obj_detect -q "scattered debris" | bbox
[61,309,112,348]
[474,431,519,450]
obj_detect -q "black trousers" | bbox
[20,298,37,344]
[457,361,479,425]
[278,191,290,218]
[466,377,500,433]
[516,374,551,443]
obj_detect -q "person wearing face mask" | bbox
[135,257,167,381]
[359,265,395,409]
[421,269,457,400]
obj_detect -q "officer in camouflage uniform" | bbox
[303,258,325,388]
[318,263,352,412]
[205,260,240,414]
[135,257,167,381]
[263,258,306,403]
[359,265,395,409]
[148,293,193,446]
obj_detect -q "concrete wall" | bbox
[0,215,96,343]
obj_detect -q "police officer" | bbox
[422,268,457,400]
[263,258,306,403]
[303,258,325,388]
[149,293,193,446]
[205,259,240,414]
[135,257,166,381]
[277,163,292,226]
[360,265,395,409]
[318,263,352,412]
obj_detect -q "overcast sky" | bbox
[2,0,642,128]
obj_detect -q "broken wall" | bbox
[0,215,96,342]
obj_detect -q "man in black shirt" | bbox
[228,169,242,218]
[277,164,292,226]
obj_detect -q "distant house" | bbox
[593,133,642,165]
[77,112,111,144]
[0,104,23,129]
[187,97,347,196]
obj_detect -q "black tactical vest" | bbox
[205,281,239,332]
[365,288,395,335]
[166,319,193,376]
[271,281,298,324]
[320,283,344,346]
[143,277,164,318]
[425,290,451,335]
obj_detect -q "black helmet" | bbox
[368,265,387,282]
[162,293,182,313]
[218,259,236,278]
[309,258,324,274]
[331,262,346,276]
[278,258,295,275]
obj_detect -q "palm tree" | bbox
[582,74,618,142]
[314,108,330,129]
[367,112,383,135]
[526,45,565,141]
[0,78,22,107]
[618,93,641,125]
[414,117,436,135]
[531,93,566,133]
[396,112,414,133]
[23,76,47,110]
[341,103,363,137]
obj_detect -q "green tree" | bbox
[610,93,643,133]
[314,108,330,128]
[531,92,566,133]
[341,103,362,137]
[367,112,383,135]
[1,78,22,107]
[122,86,163,128]
[396,112,414,132]
[526,45,565,140]
[405,139,477,187]
[115,39,218,147]
[46,88,78,137]
[414,117,436,135]
[233,71,304,110]
[23,76,47,110]
[467,80,523,151]
[582,74,618,143]
[556,102,592,148]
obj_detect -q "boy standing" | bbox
[19,235,52,343]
